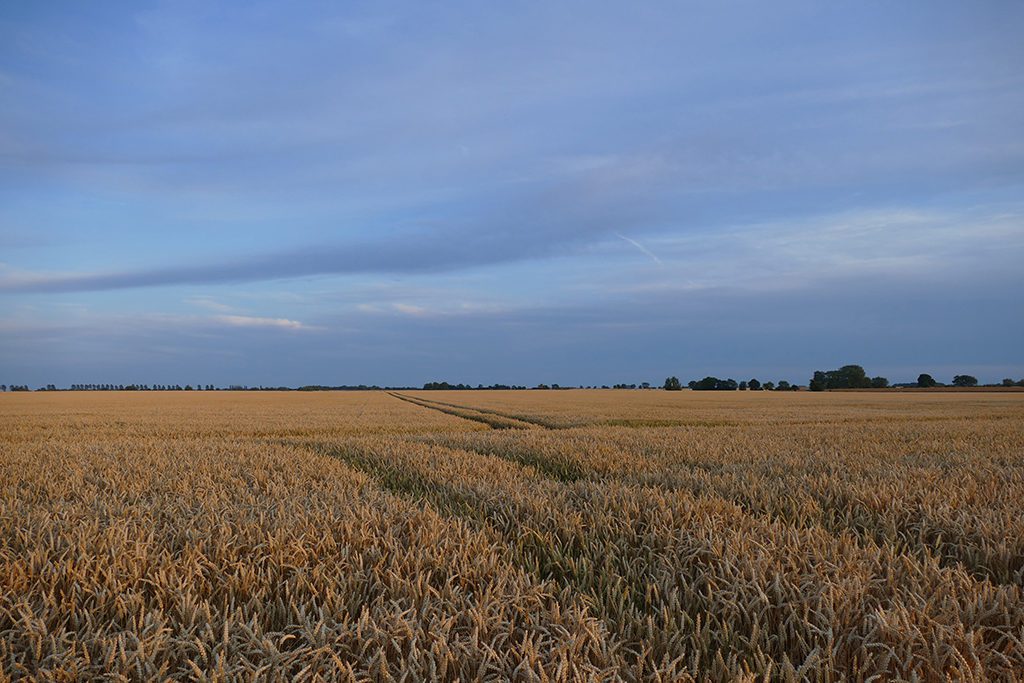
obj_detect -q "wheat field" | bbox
[1,390,1022,681]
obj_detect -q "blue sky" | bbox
[1,1,1022,387]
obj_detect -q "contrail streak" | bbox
[614,232,663,266]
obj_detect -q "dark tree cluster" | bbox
[423,381,473,390]
[683,376,801,391]
[910,373,1016,388]
[68,384,217,391]
[806,366,1007,391]
[808,365,889,391]
[423,382,532,390]
[689,377,738,391]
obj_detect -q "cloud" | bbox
[0,237,510,294]
[2,264,1021,387]
[214,315,309,330]
[391,303,429,316]
[632,205,1024,291]
[2,1,1022,387]
[0,160,671,294]
[185,296,233,312]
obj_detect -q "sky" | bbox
[1,1,1022,387]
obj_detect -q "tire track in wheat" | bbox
[388,392,538,430]
[299,434,1024,680]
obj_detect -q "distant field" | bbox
[2,390,1023,680]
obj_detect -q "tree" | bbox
[917,373,938,388]
[748,378,761,391]
[1002,378,1015,387]
[834,365,871,389]
[690,376,738,391]
[952,375,978,387]
[776,380,791,391]
[763,381,775,391]
[809,365,872,391]
[738,381,748,391]
[663,376,682,391]
[870,376,889,388]
[809,371,828,391]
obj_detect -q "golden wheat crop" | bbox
[2,390,1023,681]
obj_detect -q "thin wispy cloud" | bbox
[185,296,233,312]
[390,303,429,317]
[215,315,311,330]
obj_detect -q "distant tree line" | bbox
[423,381,583,390]
[656,365,1022,392]
[5,371,1022,393]
[807,367,1016,390]
[297,384,383,391]
[423,381,527,390]
[666,376,799,391]
[63,384,220,391]
[906,374,1011,388]
[910,373,967,388]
